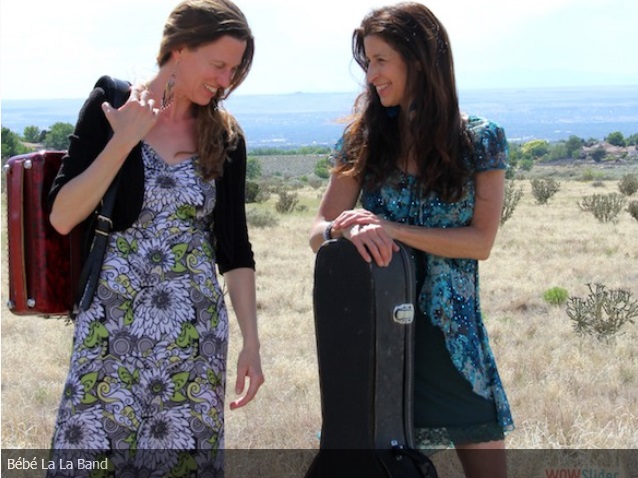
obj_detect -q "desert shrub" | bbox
[245,208,279,228]
[519,158,534,171]
[275,191,299,213]
[500,180,524,225]
[566,284,638,342]
[245,181,260,203]
[255,188,271,204]
[548,143,568,161]
[581,168,595,182]
[543,287,569,306]
[308,177,323,189]
[618,174,638,196]
[578,193,627,223]
[628,201,638,222]
[530,178,560,204]
[245,180,272,204]
[286,179,306,190]
[262,177,286,195]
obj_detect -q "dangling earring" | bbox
[161,62,178,110]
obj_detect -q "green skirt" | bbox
[413,307,504,449]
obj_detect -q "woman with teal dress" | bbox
[309,3,513,477]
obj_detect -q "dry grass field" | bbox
[2,168,638,476]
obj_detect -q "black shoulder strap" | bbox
[74,76,131,315]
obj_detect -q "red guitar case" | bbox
[306,238,437,478]
[5,151,83,317]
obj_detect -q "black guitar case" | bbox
[305,239,437,478]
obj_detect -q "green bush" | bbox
[245,208,279,228]
[530,178,560,204]
[1,126,30,159]
[521,139,549,159]
[246,156,263,180]
[578,193,627,223]
[566,283,638,342]
[618,174,638,196]
[591,146,606,163]
[565,135,584,157]
[23,125,43,144]
[275,191,299,213]
[500,180,524,225]
[627,201,638,222]
[606,131,626,147]
[543,287,569,306]
[43,122,73,150]
[314,158,331,179]
[519,158,534,171]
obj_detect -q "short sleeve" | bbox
[467,116,509,172]
[327,135,347,167]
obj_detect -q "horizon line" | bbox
[3,83,638,103]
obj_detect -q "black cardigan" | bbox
[48,83,255,274]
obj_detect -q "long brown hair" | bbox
[338,2,472,202]
[157,0,254,180]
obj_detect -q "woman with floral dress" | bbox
[309,3,513,477]
[47,0,263,475]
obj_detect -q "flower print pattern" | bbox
[53,408,110,449]
[359,116,514,437]
[49,143,226,477]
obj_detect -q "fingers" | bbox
[347,224,396,266]
[333,209,377,230]
[229,349,265,411]
[230,368,265,410]
[128,85,159,114]
[104,84,160,142]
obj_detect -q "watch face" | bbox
[323,223,333,241]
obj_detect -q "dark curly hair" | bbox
[337,2,472,202]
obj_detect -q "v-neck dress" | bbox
[49,143,228,475]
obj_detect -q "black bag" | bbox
[306,239,437,478]
[73,75,130,315]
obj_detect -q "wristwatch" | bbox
[322,221,334,242]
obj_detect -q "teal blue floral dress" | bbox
[49,143,227,476]
[334,115,514,450]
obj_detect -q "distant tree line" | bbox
[2,122,637,168]
[2,123,74,161]
[508,131,638,173]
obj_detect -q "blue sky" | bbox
[1,0,637,100]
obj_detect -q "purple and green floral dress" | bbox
[50,143,227,476]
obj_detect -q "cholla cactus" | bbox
[566,283,638,342]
